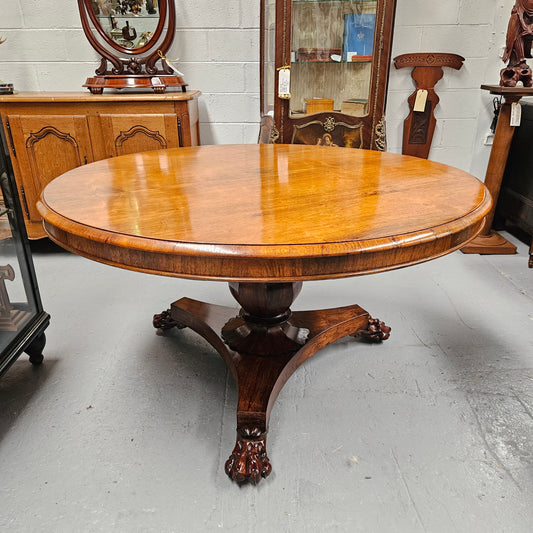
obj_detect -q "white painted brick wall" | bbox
[0,0,518,174]
[388,0,518,176]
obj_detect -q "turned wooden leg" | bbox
[157,282,391,484]
[221,282,309,356]
[24,332,46,365]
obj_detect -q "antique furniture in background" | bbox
[260,0,397,149]
[0,91,200,239]
[394,53,464,159]
[495,101,533,267]
[500,0,533,87]
[462,86,533,255]
[78,0,187,93]
[38,144,490,483]
[0,125,49,377]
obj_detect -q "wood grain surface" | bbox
[37,144,491,281]
[0,91,201,103]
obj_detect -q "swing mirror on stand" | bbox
[78,0,187,93]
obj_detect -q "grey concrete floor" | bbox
[0,232,532,532]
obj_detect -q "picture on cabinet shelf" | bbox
[343,13,375,62]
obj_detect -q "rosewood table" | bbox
[37,144,491,484]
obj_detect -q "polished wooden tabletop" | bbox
[37,144,491,282]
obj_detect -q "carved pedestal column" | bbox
[461,86,533,255]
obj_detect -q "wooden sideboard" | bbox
[0,91,200,239]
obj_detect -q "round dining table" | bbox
[37,144,491,484]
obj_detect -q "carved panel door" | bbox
[7,115,93,222]
[98,114,181,157]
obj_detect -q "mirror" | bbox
[86,0,163,51]
[78,0,188,93]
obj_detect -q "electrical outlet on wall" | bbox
[484,132,495,145]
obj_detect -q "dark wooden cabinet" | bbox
[0,91,200,239]
[0,125,49,377]
[260,0,397,149]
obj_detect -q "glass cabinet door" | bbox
[260,0,396,150]
[290,0,377,117]
[0,186,38,343]
[0,126,49,376]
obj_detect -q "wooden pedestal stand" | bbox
[461,86,533,255]
[394,53,464,159]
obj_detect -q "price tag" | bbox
[510,102,521,126]
[413,89,428,112]
[278,68,291,99]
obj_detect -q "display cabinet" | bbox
[260,0,397,149]
[0,124,49,378]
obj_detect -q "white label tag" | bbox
[510,102,521,126]
[278,68,290,99]
[413,89,428,112]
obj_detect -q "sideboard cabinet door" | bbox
[98,113,181,157]
[7,114,93,227]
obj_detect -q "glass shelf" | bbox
[96,14,159,19]
[292,59,372,64]
[293,0,376,3]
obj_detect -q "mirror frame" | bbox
[78,0,187,93]
[84,1,167,55]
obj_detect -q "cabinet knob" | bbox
[84,155,88,165]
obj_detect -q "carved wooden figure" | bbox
[394,53,464,159]
[501,0,533,87]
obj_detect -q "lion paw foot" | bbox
[354,316,391,343]
[152,309,186,330]
[225,428,272,483]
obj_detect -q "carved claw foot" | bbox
[224,427,272,483]
[354,316,391,343]
[152,309,186,330]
